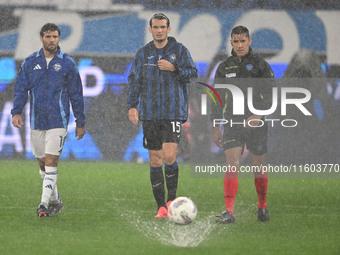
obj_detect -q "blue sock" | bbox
[150,166,165,208]
[165,162,178,202]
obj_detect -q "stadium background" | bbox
[0,0,339,164]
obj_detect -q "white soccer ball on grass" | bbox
[168,197,197,225]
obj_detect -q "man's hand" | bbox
[157,59,175,71]
[246,115,262,128]
[12,114,23,128]
[213,127,223,148]
[128,108,139,125]
[75,127,86,140]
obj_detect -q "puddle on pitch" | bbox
[132,214,216,247]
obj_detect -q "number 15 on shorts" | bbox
[171,121,181,135]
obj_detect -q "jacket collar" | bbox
[36,46,63,59]
[231,47,253,59]
[150,36,177,50]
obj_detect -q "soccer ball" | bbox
[168,197,197,225]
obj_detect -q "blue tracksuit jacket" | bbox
[11,47,85,130]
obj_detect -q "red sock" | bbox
[254,172,268,208]
[224,171,238,216]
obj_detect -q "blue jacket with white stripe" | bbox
[127,37,197,121]
[11,47,85,130]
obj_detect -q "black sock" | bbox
[165,162,178,202]
[150,166,165,208]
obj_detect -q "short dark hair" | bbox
[231,26,250,38]
[149,13,170,27]
[40,23,61,37]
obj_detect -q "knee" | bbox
[149,153,163,167]
[37,158,45,171]
[163,151,176,165]
[226,155,240,168]
[251,154,265,166]
[45,154,58,167]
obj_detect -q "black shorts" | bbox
[142,120,181,150]
[223,121,268,156]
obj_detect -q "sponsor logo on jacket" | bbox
[225,73,236,78]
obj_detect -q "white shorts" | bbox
[31,128,68,158]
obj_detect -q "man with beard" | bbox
[11,23,85,217]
